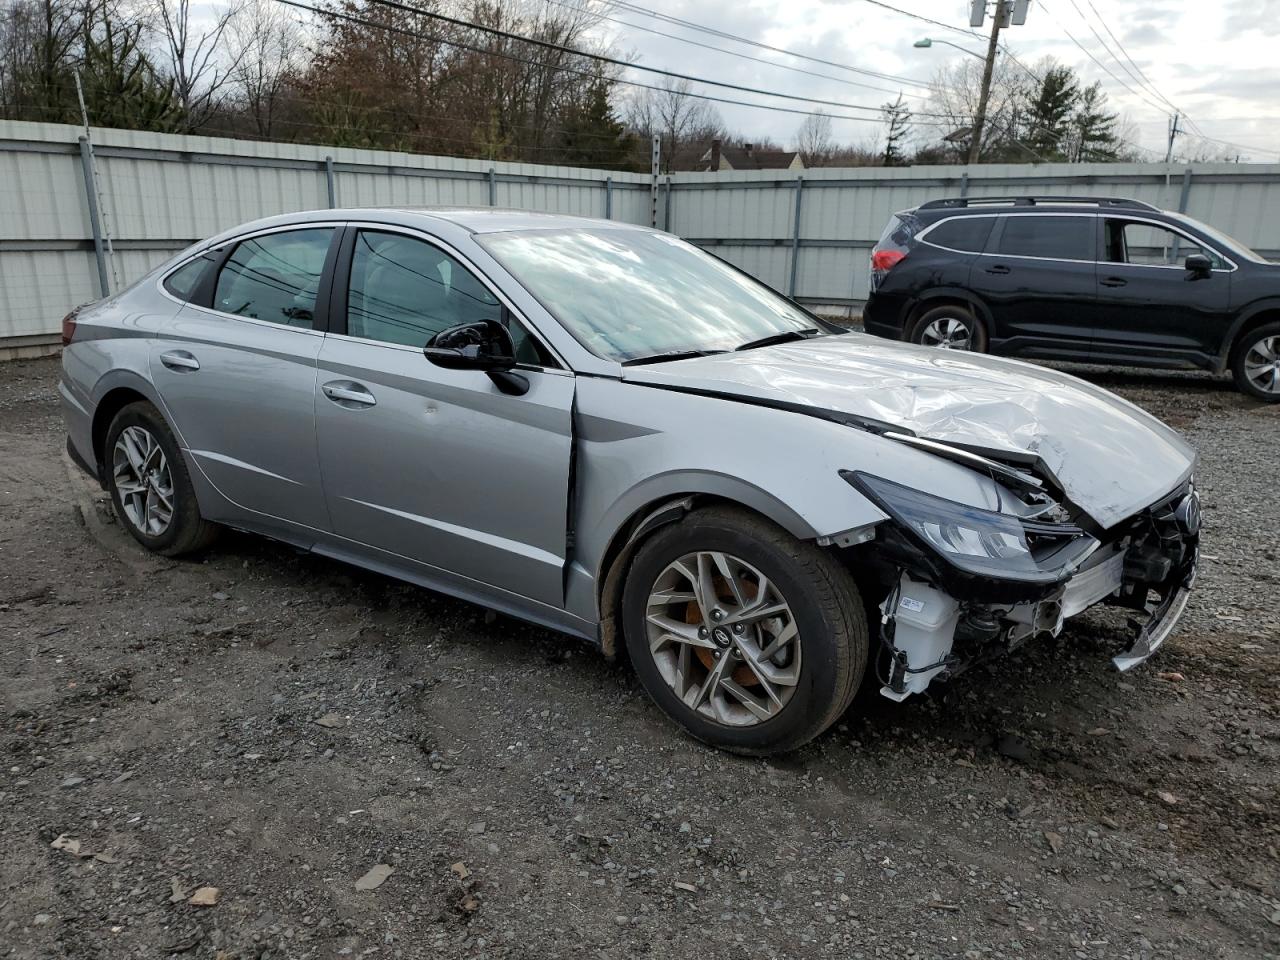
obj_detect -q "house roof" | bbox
[719,146,800,170]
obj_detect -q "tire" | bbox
[1230,322,1280,402]
[103,400,218,556]
[621,506,867,755]
[908,303,988,352]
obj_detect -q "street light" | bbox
[913,29,1002,165]
[913,37,986,60]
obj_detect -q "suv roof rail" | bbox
[918,195,1159,212]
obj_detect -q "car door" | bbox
[1091,217,1233,366]
[314,226,575,608]
[968,213,1098,359]
[151,225,338,533]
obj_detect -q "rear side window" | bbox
[214,228,334,328]
[923,217,994,253]
[995,215,1094,261]
[163,251,218,301]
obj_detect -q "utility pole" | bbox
[1164,112,1181,163]
[968,0,1005,165]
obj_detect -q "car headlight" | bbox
[844,471,1098,584]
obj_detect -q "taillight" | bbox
[61,308,80,347]
[871,249,906,272]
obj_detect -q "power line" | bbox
[269,0,909,127]
[606,0,932,91]
[351,0,946,117]
[1080,0,1180,116]
[541,0,930,101]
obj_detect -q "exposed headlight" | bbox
[844,471,1098,584]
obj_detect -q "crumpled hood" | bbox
[623,332,1196,530]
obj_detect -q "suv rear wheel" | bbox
[909,304,987,352]
[1232,322,1280,402]
[621,506,867,755]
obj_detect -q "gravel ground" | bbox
[1,355,1276,960]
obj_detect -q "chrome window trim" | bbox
[156,221,347,324]
[915,210,1239,273]
[915,213,1001,255]
[336,220,569,372]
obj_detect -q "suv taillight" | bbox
[61,307,82,346]
[871,249,906,272]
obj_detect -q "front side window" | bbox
[346,231,503,347]
[214,228,334,328]
[1105,220,1224,268]
[994,215,1094,261]
[479,228,818,363]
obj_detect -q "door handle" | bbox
[159,350,200,372]
[984,264,1011,275]
[1100,277,1128,288]
[322,381,377,407]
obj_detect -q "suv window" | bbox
[994,215,1094,261]
[923,217,994,253]
[1105,219,1224,269]
[347,230,551,365]
[214,228,334,328]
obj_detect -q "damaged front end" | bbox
[840,467,1200,701]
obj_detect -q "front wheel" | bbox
[621,507,867,755]
[1231,322,1280,402]
[908,304,987,352]
[104,401,218,556]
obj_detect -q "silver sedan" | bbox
[61,208,1200,754]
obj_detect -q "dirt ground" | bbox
[1,355,1277,960]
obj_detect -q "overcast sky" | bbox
[589,0,1280,161]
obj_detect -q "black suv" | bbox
[863,196,1280,401]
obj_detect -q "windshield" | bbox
[479,228,819,363]
[1171,213,1266,263]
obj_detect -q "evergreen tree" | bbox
[1023,64,1078,160]
[558,81,638,170]
[1069,81,1119,161]
[880,93,910,166]
[79,10,181,132]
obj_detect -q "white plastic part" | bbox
[878,576,960,701]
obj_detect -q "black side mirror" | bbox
[1184,253,1212,278]
[424,319,529,396]
[424,320,517,372]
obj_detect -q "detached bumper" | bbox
[1112,550,1198,671]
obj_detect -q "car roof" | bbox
[207,207,652,242]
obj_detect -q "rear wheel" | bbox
[1231,322,1280,402]
[909,304,987,352]
[104,401,218,556]
[621,506,867,755]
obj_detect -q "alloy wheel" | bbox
[644,551,801,727]
[920,316,972,350]
[112,425,175,536]
[1243,335,1280,395]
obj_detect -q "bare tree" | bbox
[228,0,304,137]
[794,109,833,167]
[923,54,1032,162]
[146,0,242,129]
[626,78,722,172]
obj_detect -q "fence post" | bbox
[664,176,673,232]
[488,167,497,206]
[788,175,804,298]
[650,135,660,227]
[1178,167,1193,213]
[605,176,613,220]
[77,136,110,299]
[325,156,336,208]
[959,171,969,198]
